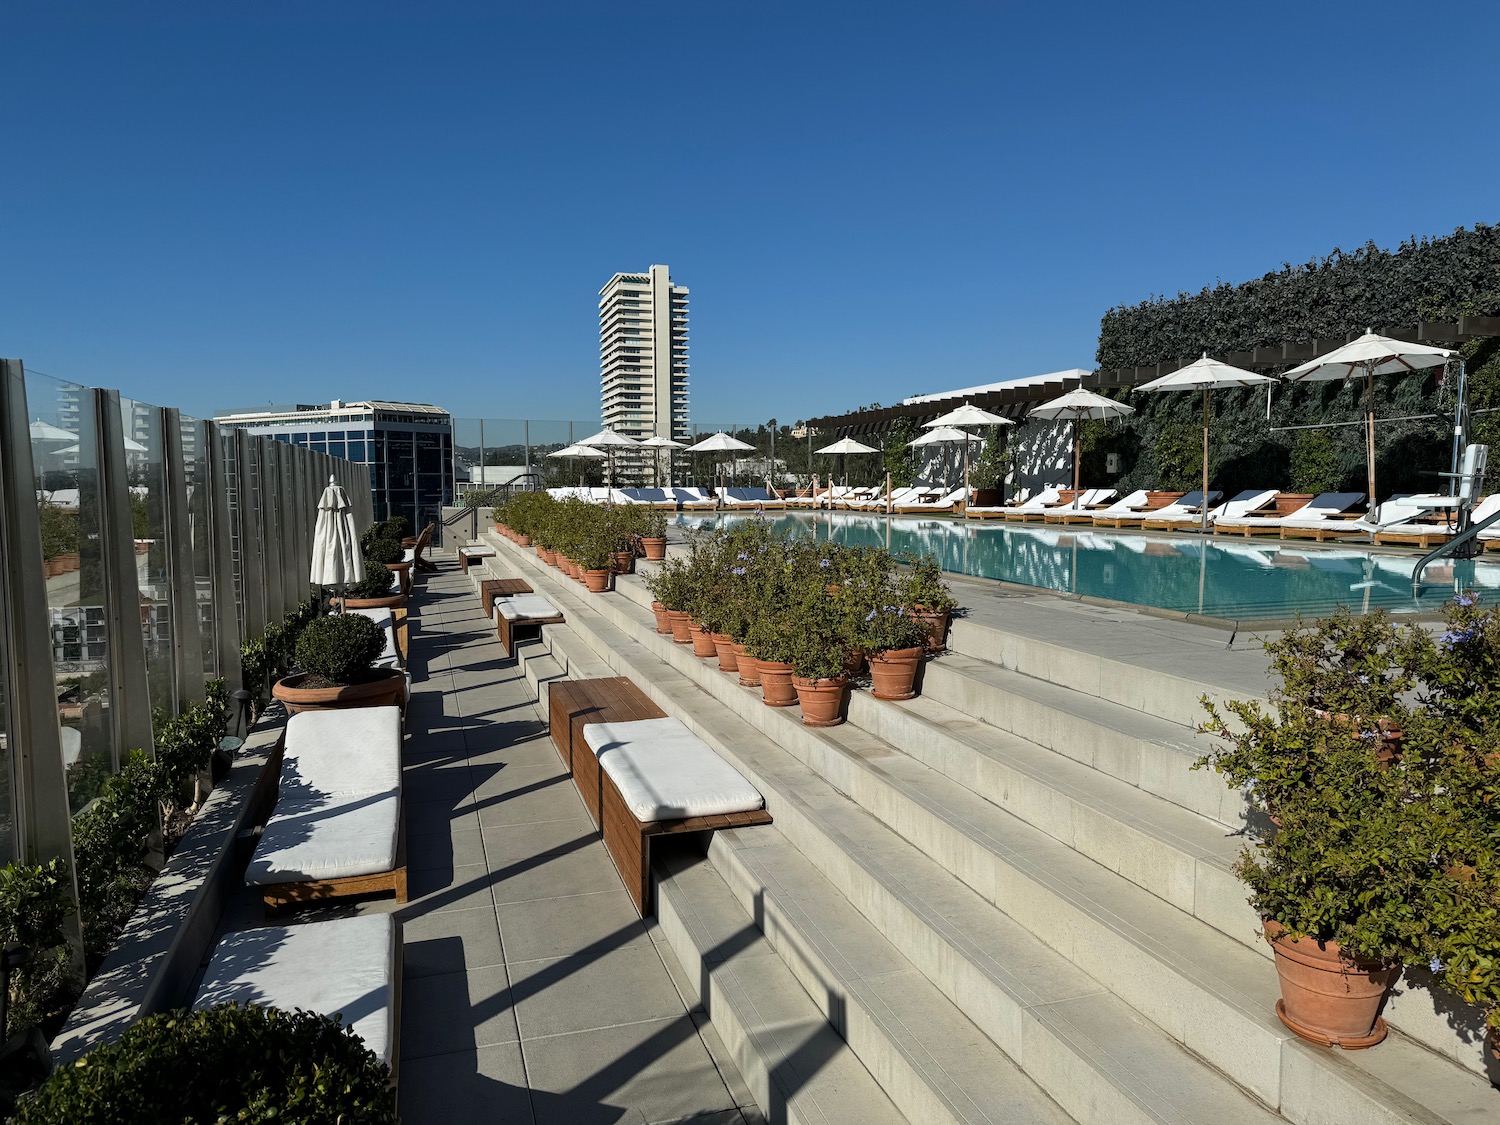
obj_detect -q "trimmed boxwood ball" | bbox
[294,612,386,684]
[361,528,403,566]
[344,565,400,601]
[13,1003,396,1124]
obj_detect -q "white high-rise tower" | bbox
[599,265,690,457]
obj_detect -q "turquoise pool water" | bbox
[673,511,1498,621]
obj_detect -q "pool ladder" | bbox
[1411,507,1500,596]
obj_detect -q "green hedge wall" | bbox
[1086,225,1500,497]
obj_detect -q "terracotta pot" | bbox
[1275,492,1316,517]
[59,552,80,574]
[583,569,612,593]
[641,536,667,561]
[386,560,412,594]
[272,669,406,714]
[733,643,761,686]
[910,606,951,653]
[1144,490,1187,510]
[650,601,672,634]
[757,660,797,707]
[517,534,532,547]
[334,593,407,612]
[1312,709,1403,767]
[843,648,868,676]
[688,622,718,657]
[868,646,923,701]
[666,609,694,644]
[712,633,739,672]
[1264,920,1398,1049]
[612,550,636,575]
[794,675,848,726]
[537,545,554,564]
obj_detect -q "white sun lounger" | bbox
[1373,494,1500,548]
[1049,488,1147,525]
[1142,489,1278,531]
[850,486,926,511]
[1211,492,1363,537]
[1098,490,1221,529]
[196,914,403,1078]
[894,487,971,514]
[1033,488,1116,522]
[1006,487,1076,522]
[669,487,718,510]
[1272,492,1371,540]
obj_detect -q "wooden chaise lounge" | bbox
[247,706,408,913]
[195,914,404,1083]
[548,677,772,914]
[494,592,565,655]
[402,522,437,572]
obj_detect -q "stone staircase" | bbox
[467,535,1500,1125]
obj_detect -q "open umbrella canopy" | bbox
[1136,355,1277,531]
[1029,389,1135,491]
[547,443,606,458]
[923,402,1014,429]
[309,476,365,589]
[815,437,880,455]
[908,426,983,447]
[1282,330,1454,382]
[576,427,641,448]
[1028,387,1135,421]
[637,435,686,449]
[29,419,75,442]
[1283,331,1456,510]
[684,432,755,453]
[1135,354,1277,392]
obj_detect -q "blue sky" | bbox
[4,1,1496,426]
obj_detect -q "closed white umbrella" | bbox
[1282,330,1455,510]
[1136,355,1278,530]
[1028,388,1135,491]
[310,475,365,605]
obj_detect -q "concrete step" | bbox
[919,651,1241,826]
[488,532,1500,1114]
[844,681,1260,954]
[654,848,909,1125]
[706,825,1274,1125]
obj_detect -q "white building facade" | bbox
[599,265,690,453]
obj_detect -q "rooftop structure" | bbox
[599,266,689,480]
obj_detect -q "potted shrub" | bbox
[856,604,928,701]
[639,508,668,560]
[272,612,403,712]
[789,601,851,727]
[896,553,957,653]
[334,565,406,612]
[14,1004,396,1123]
[574,528,615,593]
[645,559,694,644]
[745,613,798,707]
[608,506,642,574]
[362,523,409,594]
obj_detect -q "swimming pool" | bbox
[672,511,1498,622]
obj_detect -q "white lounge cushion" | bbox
[582,717,764,822]
[348,607,399,666]
[494,594,562,622]
[283,707,402,797]
[401,548,416,563]
[387,569,401,592]
[248,791,400,884]
[195,915,397,1067]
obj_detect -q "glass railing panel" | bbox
[119,395,175,715]
[181,416,218,679]
[26,370,116,811]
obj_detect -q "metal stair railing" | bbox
[1411,508,1500,595]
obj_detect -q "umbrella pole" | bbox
[1201,387,1210,533]
[1072,418,1081,492]
[1365,368,1377,513]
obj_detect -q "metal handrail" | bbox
[1411,508,1500,595]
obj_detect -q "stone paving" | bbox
[222,562,764,1124]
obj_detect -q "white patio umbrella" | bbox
[576,427,642,491]
[922,404,1014,496]
[56,435,148,455]
[547,443,606,487]
[1028,388,1135,491]
[638,434,686,487]
[29,419,75,442]
[814,436,880,492]
[684,432,755,486]
[309,475,365,608]
[908,426,983,497]
[1282,330,1455,511]
[1136,354,1278,531]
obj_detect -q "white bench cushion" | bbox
[460,545,495,557]
[494,594,561,622]
[348,607,399,665]
[248,791,400,884]
[582,717,764,822]
[195,915,397,1067]
[283,707,401,797]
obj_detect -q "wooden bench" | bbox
[494,593,565,656]
[458,545,496,573]
[548,677,772,914]
[480,577,532,618]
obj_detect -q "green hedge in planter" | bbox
[293,614,385,685]
[14,1003,396,1124]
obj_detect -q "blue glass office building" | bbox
[214,399,453,530]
